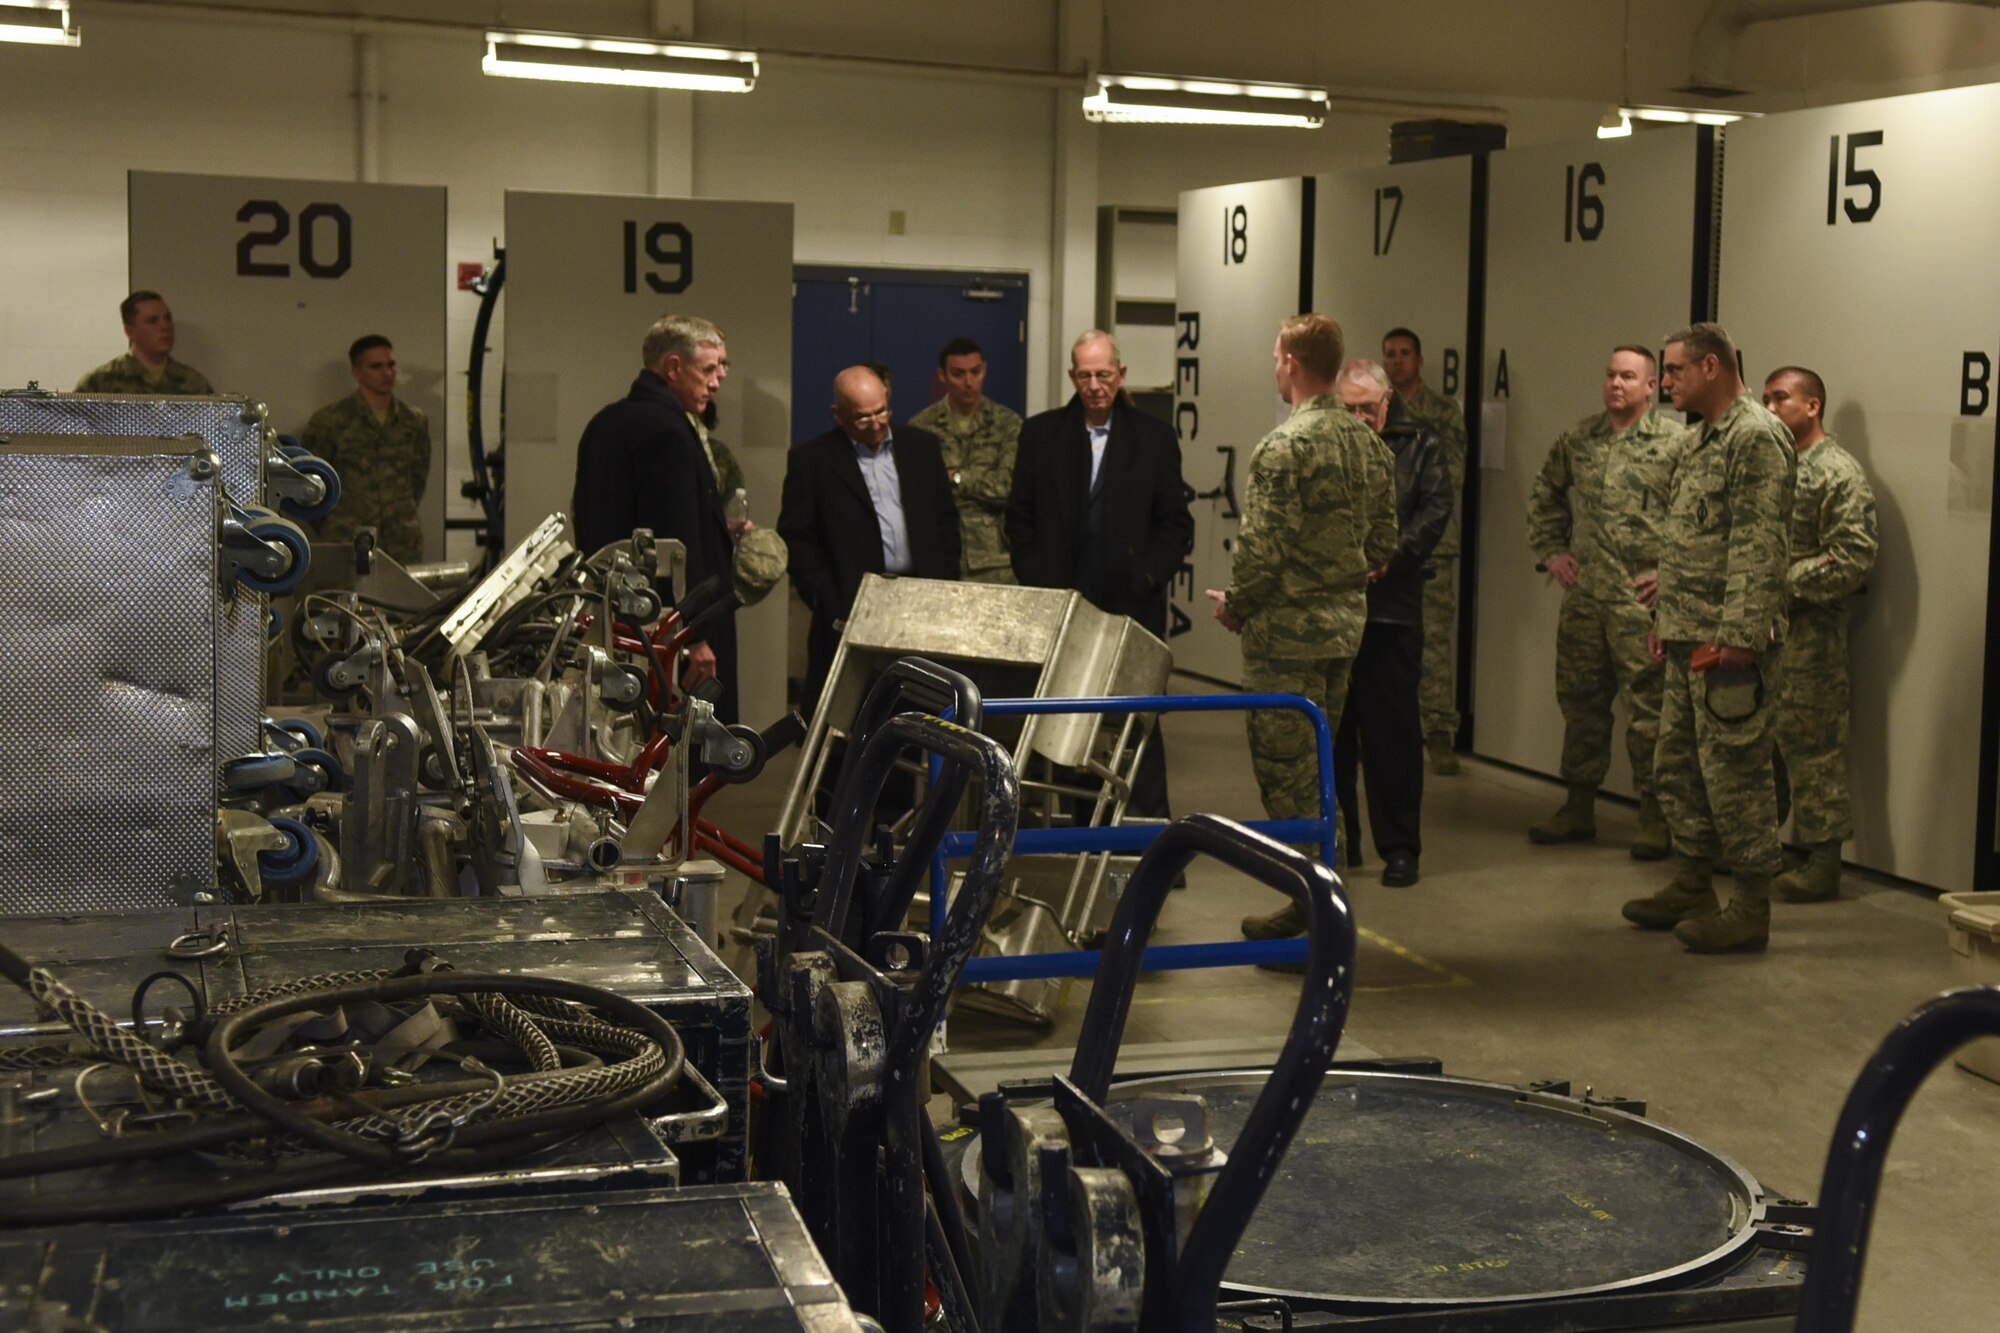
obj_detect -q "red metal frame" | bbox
[506,604,767,884]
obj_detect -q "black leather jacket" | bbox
[1368,395,1455,625]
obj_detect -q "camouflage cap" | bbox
[732,527,788,606]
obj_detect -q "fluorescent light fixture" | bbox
[1597,110,1633,139]
[1621,103,1755,127]
[483,29,757,92]
[1083,73,1328,128]
[0,1,77,47]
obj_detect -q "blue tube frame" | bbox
[927,692,1337,980]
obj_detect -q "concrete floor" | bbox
[707,700,2000,1332]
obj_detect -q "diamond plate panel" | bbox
[0,394,266,763]
[0,437,218,913]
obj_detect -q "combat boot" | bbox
[1621,855,1716,929]
[1528,783,1597,844]
[1675,876,1771,953]
[1776,842,1842,903]
[1240,900,1305,941]
[1427,732,1461,776]
[1630,792,1670,861]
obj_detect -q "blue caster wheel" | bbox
[268,718,323,752]
[279,456,340,525]
[257,816,321,892]
[223,752,297,793]
[286,746,344,796]
[239,516,310,595]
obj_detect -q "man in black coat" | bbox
[572,314,746,722]
[779,365,961,714]
[1331,358,1453,886]
[1007,331,1193,816]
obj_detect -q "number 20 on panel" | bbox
[236,201,353,279]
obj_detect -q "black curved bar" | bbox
[808,709,1017,1333]
[669,574,731,631]
[813,657,983,941]
[1065,813,1357,1333]
[1797,985,2000,1332]
[463,251,505,563]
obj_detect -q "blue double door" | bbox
[791,266,1029,445]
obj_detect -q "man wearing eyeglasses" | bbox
[1621,322,1795,955]
[1323,357,1452,889]
[780,365,961,715]
[1007,331,1194,817]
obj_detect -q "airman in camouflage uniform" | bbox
[1217,316,1398,941]
[694,410,774,595]
[910,337,1021,583]
[697,418,746,502]
[1622,324,1796,955]
[1383,328,1467,774]
[1761,367,1878,903]
[302,335,431,566]
[1525,347,1687,857]
[77,290,214,396]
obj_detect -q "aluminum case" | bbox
[0,392,269,765]
[0,434,220,914]
[0,1182,866,1331]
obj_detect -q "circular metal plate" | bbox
[960,1069,1774,1312]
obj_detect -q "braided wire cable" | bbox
[466,991,561,1073]
[332,1033,664,1142]
[0,1045,77,1071]
[1,937,684,1206]
[207,970,400,1015]
[24,968,232,1109]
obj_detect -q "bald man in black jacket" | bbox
[1008,331,1192,815]
[780,365,960,714]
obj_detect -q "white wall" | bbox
[1720,83,2000,892]
[9,0,2000,565]
[693,64,1057,415]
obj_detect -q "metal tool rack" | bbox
[931,691,1338,983]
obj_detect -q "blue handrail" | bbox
[927,692,1337,980]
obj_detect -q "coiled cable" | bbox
[0,939,685,1224]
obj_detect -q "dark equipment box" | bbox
[0,891,753,1183]
[0,1182,868,1331]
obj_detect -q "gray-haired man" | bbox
[573,313,746,720]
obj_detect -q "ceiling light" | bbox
[1597,110,1633,139]
[1621,103,1756,127]
[483,29,757,92]
[1083,73,1328,128]
[0,2,77,47]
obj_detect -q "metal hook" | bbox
[390,1056,505,1159]
[166,925,230,961]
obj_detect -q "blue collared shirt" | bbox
[852,431,913,574]
[1087,423,1110,489]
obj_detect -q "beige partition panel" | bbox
[1313,158,1474,406]
[1313,157,1476,720]
[1475,129,1710,797]
[1721,85,2000,891]
[1171,176,1312,686]
[503,192,793,729]
[128,171,448,558]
